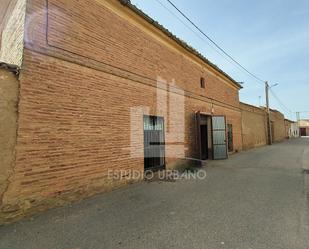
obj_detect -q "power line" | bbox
[165,0,265,84]
[162,0,293,115]
[153,0,258,79]
[153,0,204,41]
[269,89,291,112]
[149,0,295,114]
[269,88,294,118]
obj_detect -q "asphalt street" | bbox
[0,138,308,249]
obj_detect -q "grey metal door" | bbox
[212,116,228,159]
[144,115,165,170]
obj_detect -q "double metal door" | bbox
[196,112,228,160]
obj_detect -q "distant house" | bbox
[284,119,299,138]
[299,120,309,136]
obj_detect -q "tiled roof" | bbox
[119,0,242,89]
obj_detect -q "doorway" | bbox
[196,112,211,160]
[143,115,165,171]
[227,124,233,152]
[196,112,228,160]
[300,128,307,136]
[200,124,209,160]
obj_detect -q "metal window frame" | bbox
[143,115,166,171]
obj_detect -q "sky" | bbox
[131,0,309,120]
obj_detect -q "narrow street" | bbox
[1,138,308,249]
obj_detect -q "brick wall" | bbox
[0,0,26,66]
[284,119,293,138]
[270,110,286,142]
[0,0,291,223]
[45,0,240,106]
[240,102,287,149]
[0,49,243,222]
[0,0,243,222]
[240,102,267,150]
[299,120,309,136]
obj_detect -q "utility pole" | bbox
[265,81,272,145]
[296,112,300,122]
[296,112,301,137]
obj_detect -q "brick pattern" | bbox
[48,0,239,106]
[240,102,287,149]
[1,50,242,214]
[270,110,286,142]
[240,102,267,150]
[284,120,295,138]
[1,0,244,221]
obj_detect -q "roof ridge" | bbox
[118,0,242,89]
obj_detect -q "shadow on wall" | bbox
[0,67,19,216]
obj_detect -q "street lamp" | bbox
[270,83,278,89]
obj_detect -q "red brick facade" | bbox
[3,0,285,222]
[270,110,286,142]
[240,102,267,150]
[0,0,244,221]
[240,102,287,150]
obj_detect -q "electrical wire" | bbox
[163,0,299,115]
[269,89,292,113]
[147,0,296,114]
[165,0,265,84]
[269,88,294,119]
[153,0,253,77]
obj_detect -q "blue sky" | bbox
[131,0,309,120]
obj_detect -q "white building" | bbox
[290,122,299,138]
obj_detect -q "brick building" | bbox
[0,0,246,221]
[299,120,309,136]
[240,102,267,150]
[0,0,293,222]
[240,102,287,150]
[284,119,299,138]
[269,109,286,143]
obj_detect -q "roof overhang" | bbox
[118,0,243,90]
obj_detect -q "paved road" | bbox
[1,138,309,249]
